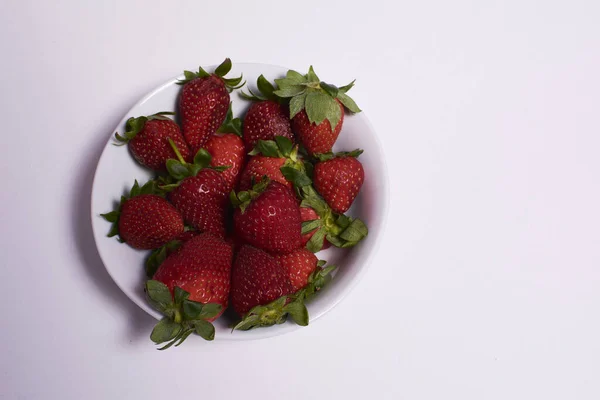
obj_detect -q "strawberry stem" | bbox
[168,138,187,164]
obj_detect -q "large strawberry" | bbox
[145,233,233,349]
[240,75,294,152]
[238,136,310,191]
[178,58,245,153]
[231,245,337,331]
[101,180,183,249]
[204,105,246,192]
[161,141,229,238]
[273,67,361,155]
[114,112,191,171]
[313,150,365,214]
[231,179,302,254]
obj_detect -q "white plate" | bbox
[91,62,389,340]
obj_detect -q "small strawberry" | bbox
[238,136,309,191]
[146,233,233,349]
[231,245,337,331]
[240,75,294,152]
[313,150,365,214]
[101,180,183,250]
[178,58,245,153]
[161,141,230,238]
[114,112,191,171]
[299,207,330,250]
[273,67,361,155]
[231,179,303,254]
[204,105,246,192]
[273,248,318,292]
[230,245,293,316]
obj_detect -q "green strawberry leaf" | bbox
[283,299,309,326]
[214,58,232,77]
[274,85,306,98]
[280,166,312,188]
[306,66,320,83]
[289,92,307,119]
[320,81,339,98]
[301,218,323,234]
[217,103,242,137]
[145,280,174,314]
[248,140,281,157]
[306,226,327,253]
[257,74,275,99]
[150,317,182,345]
[274,136,294,157]
[338,80,356,93]
[198,303,223,320]
[336,92,361,113]
[193,148,212,169]
[182,299,204,320]
[173,286,190,306]
[192,320,216,341]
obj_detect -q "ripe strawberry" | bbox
[153,233,233,320]
[169,169,229,238]
[292,101,344,155]
[299,207,330,250]
[273,248,318,292]
[241,75,294,152]
[273,66,361,155]
[101,180,183,250]
[238,155,288,191]
[205,133,245,192]
[230,245,293,316]
[178,58,245,153]
[313,150,365,214]
[115,113,191,171]
[232,180,302,254]
[145,234,233,348]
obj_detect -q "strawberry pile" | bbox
[101,59,368,349]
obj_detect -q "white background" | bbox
[1,0,599,399]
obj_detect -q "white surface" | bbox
[1,0,599,399]
[91,63,388,339]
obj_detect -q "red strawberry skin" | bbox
[230,245,293,315]
[204,133,246,192]
[273,248,318,292]
[119,194,184,249]
[292,101,344,155]
[313,156,365,214]
[243,100,294,152]
[153,233,233,321]
[169,169,229,238]
[299,207,331,249]
[129,119,191,171]
[238,156,290,191]
[234,181,302,253]
[179,75,230,153]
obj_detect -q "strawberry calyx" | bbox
[239,74,279,103]
[229,176,270,213]
[100,179,165,241]
[160,139,230,190]
[313,148,364,162]
[248,136,312,188]
[300,184,368,252]
[232,261,337,331]
[177,58,245,92]
[273,66,361,129]
[216,103,242,137]
[114,112,175,145]
[145,280,222,349]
